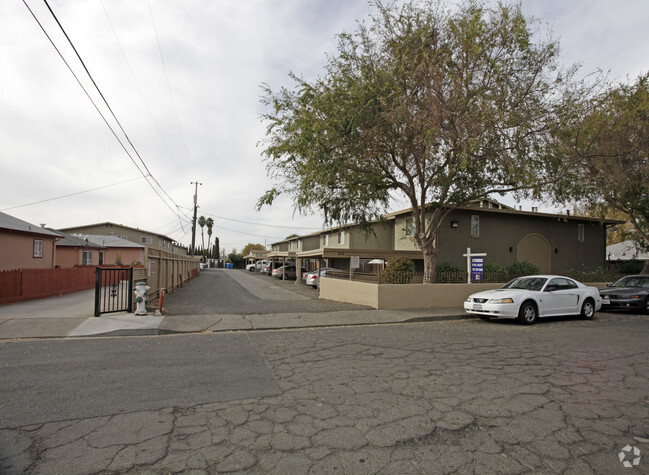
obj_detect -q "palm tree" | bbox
[206,217,214,257]
[198,216,206,254]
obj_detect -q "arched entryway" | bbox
[517,233,551,274]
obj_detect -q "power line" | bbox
[40,0,182,212]
[203,211,322,231]
[24,0,186,222]
[99,0,184,174]
[147,0,193,169]
[1,177,145,211]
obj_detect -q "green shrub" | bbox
[484,262,507,274]
[435,262,464,283]
[483,262,508,282]
[507,261,540,276]
[436,262,461,273]
[383,255,415,284]
[617,260,645,274]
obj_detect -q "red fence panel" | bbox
[0,269,22,300]
[0,266,96,305]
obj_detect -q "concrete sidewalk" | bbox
[0,290,469,339]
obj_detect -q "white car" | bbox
[464,275,602,324]
[305,268,338,288]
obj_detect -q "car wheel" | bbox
[643,297,649,315]
[517,301,538,325]
[580,298,595,320]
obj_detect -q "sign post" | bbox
[462,248,487,284]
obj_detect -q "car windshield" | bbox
[611,276,649,288]
[502,277,548,291]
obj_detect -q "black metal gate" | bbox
[94,267,134,316]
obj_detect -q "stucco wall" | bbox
[0,231,56,271]
[438,209,607,274]
[320,277,501,309]
[55,248,106,267]
[55,248,80,268]
[320,277,611,309]
[349,223,393,250]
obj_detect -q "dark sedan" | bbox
[600,275,649,314]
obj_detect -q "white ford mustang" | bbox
[464,275,602,324]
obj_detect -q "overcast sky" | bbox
[1,1,648,253]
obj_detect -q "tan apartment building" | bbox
[268,200,618,277]
[58,222,187,255]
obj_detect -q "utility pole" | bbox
[190,181,202,256]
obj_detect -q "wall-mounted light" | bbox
[451,221,459,228]
[509,247,513,253]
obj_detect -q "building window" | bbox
[322,235,329,246]
[289,241,294,250]
[577,223,585,243]
[33,239,43,258]
[99,252,104,265]
[471,215,479,238]
[141,236,153,245]
[337,231,345,245]
[119,235,128,240]
[82,251,92,265]
[405,217,415,237]
[297,240,302,250]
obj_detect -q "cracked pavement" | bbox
[2,314,649,473]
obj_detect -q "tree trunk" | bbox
[641,260,649,275]
[421,245,438,284]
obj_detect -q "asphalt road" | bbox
[2,312,648,473]
[0,334,279,428]
[163,268,369,315]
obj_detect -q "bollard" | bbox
[158,288,165,313]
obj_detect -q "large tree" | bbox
[198,216,206,253]
[206,217,214,253]
[259,1,581,280]
[560,73,649,272]
[242,243,266,257]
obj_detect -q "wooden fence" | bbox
[0,266,96,305]
[141,249,201,303]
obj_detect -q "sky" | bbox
[1,1,648,254]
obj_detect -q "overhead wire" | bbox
[175,206,322,230]
[99,0,185,175]
[41,0,184,214]
[146,0,194,169]
[24,0,188,230]
[1,177,145,211]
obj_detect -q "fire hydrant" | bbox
[133,282,150,315]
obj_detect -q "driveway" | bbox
[163,268,370,315]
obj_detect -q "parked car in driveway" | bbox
[263,261,283,276]
[464,275,602,325]
[272,265,307,280]
[305,268,339,288]
[599,275,649,314]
